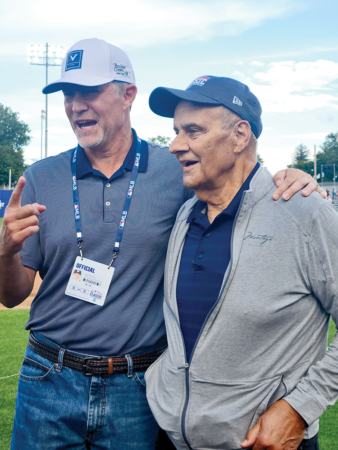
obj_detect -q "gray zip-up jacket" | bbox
[145,166,338,450]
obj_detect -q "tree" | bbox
[0,104,30,186]
[287,133,338,181]
[257,154,264,165]
[148,136,172,147]
[288,159,314,176]
[288,143,313,175]
[292,144,310,164]
[315,132,338,182]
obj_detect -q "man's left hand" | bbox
[272,168,326,201]
[241,400,307,450]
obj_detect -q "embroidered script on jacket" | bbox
[243,231,274,246]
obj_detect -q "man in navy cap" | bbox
[145,76,338,450]
[0,38,325,450]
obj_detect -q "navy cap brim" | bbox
[149,87,222,118]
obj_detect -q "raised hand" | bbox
[0,177,46,257]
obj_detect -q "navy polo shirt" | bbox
[176,163,260,361]
[76,129,147,182]
[20,130,192,356]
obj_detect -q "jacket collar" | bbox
[176,166,275,223]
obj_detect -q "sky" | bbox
[1,0,338,174]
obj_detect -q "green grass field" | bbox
[0,311,30,450]
[0,312,337,450]
[0,217,3,227]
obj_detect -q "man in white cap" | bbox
[0,38,324,450]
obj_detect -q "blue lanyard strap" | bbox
[71,136,143,266]
[71,148,84,257]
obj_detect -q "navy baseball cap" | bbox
[149,76,263,138]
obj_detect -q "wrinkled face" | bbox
[63,83,126,150]
[170,101,237,192]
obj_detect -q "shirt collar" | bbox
[76,128,148,179]
[187,162,260,223]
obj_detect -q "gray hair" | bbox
[112,81,133,111]
[220,107,257,151]
[112,80,131,96]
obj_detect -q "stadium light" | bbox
[41,110,46,161]
[27,44,65,158]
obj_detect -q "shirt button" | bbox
[106,201,111,206]
[205,233,210,237]
[198,253,203,259]
[106,183,110,188]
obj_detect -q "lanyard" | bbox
[71,136,142,268]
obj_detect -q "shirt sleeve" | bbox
[19,169,44,271]
[284,201,338,425]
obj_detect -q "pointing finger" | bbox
[8,177,26,209]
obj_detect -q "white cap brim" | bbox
[43,75,123,94]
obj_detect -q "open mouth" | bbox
[76,120,97,130]
[183,161,198,167]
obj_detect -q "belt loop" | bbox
[55,348,65,372]
[125,354,133,377]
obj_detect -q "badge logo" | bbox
[114,63,129,77]
[134,153,140,168]
[233,96,243,106]
[119,210,128,229]
[65,50,84,72]
[187,77,210,88]
[127,180,135,198]
[72,175,77,191]
[74,202,80,220]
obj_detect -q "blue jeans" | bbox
[11,332,160,450]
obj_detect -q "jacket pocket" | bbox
[248,375,286,429]
[146,357,187,449]
[187,375,284,450]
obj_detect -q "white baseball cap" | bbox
[42,38,136,94]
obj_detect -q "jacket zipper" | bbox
[164,304,191,448]
[179,192,248,450]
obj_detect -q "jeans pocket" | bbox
[19,354,56,382]
[134,371,146,388]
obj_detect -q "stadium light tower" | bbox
[27,44,65,158]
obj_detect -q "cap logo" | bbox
[114,63,129,77]
[187,76,210,88]
[65,50,84,72]
[233,96,243,106]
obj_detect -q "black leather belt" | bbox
[28,332,166,376]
